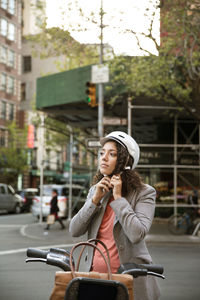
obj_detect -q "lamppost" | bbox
[98,0,104,138]
[67,125,73,221]
[39,113,45,224]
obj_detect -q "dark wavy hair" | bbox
[92,140,144,197]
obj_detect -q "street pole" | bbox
[67,125,73,221]
[128,97,132,136]
[98,0,104,138]
[39,113,45,224]
[174,115,178,219]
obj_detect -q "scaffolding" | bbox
[128,100,200,216]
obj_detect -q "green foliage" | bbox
[107,0,200,121]
[26,26,100,71]
[29,0,200,124]
[0,122,28,185]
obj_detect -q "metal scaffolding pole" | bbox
[174,116,178,217]
[199,124,200,187]
[127,97,132,135]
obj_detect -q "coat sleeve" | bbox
[69,186,101,237]
[110,184,156,244]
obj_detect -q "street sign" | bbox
[103,117,127,126]
[87,139,101,148]
[91,64,109,84]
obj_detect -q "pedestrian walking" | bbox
[69,131,161,300]
[45,189,66,230]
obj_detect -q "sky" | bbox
[45,0,160,56]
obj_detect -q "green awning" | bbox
[36,65,92,109]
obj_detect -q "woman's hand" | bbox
[92,176,112,205]
[111,174,122,200]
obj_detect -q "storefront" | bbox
[135,117,200,217]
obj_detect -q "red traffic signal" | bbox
[85,82,96,107]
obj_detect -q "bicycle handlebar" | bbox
[118,263,165,279]
[118,263,164,275]
[27,248,48,259]
[26,247,72,271]
[26,247,164,279]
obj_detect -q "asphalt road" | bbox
[0,213,200,300]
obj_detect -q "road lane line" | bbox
[0,243,75,256]
[20,224,42,240]
[0,224,22,228]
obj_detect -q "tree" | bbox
[29,1,200,122]
[0,122,28,187]
[107,0,200,121]
[26,0,103,71]
[27,26,101,71]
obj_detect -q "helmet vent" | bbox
[119,135,125,138]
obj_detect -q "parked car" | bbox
[0,183,23,214]
[31,184,87,219]
[17,188,38,212]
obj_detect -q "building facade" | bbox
[0,0,22,145]
[21,0,69,188]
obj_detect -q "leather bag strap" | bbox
[70,241,112,280]
[76,238,111,272]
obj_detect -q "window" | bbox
[7,49,14,67]
[0,46,7,64]
[0,0,7,10]
[7,75,14,94]
[0,101,6,119]
[1,0,15,14]
[8,185,15,194]
[0,185,6,193]
[0,18,7,36]
[23,56,32,73]
[8,103,14,120]
[21,82,25,101]
[7,22,15,41]
[0,73,6,91]
[0,46,15,68]
[35,16,43,27]
[0,129,6,146]
[0,19,15,41]
[8,0,15,15]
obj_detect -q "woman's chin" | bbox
[100,170,109,176]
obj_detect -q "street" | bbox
[0,213,200,300]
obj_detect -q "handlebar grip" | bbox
[118,263,164,275]
[27,248,48,259]
[140,264,164,275]
[123,268,148,277]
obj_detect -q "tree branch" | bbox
[161,85,200,122]
[45,123,98,157]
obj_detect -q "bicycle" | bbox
[26,246,165,300]
[168,211,200,235]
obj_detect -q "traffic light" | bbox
[85,82,96,107]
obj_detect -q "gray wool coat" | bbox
[69,183,161,300]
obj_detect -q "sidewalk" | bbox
[23,218,200,244]
[147,220,200,244]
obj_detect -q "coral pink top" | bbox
[92,196,120,273]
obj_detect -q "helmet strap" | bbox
[123,155,130,170]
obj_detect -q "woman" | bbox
[45,189,65,230]
[69,131,160,300]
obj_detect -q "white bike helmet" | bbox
[100,131,140,169]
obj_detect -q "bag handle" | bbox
[76,239,111,272]
[69,241,112,280]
